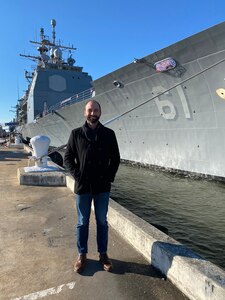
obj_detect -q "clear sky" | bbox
[0,0,225,124]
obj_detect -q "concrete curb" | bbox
[108,200,225,300]
[17,167,66,186]
[66,174,225,300]
[7,143,24,149]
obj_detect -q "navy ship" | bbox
[17,20,225,180]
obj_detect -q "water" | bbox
[111,164,225,270]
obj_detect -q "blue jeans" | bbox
[75,192,110,254]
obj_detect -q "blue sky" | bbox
[0,0,225,124]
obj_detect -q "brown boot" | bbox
[99,253,113,272]
[74,254,87,273]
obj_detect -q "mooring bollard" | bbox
[15,135,21,145]
[18,134,65,186]
[30,135,50,167]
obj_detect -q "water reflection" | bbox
[111,164,225,270]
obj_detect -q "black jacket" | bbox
[64,122,120,195]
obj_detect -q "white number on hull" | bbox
[177,85,191,119]
[154,85,190,120]
[155,97,176,119]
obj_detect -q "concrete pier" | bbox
[0,147,188,300]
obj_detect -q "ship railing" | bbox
[47,87,94,114]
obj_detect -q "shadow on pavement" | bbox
[79,258,165,279]
[0,149,29,161]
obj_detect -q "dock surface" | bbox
[0,147,188,300]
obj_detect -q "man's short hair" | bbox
[85,100,101,112]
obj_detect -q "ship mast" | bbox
[19,19,77,65]
[29,19,77,51]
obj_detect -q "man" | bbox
[64,100,120,273]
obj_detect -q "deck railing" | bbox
[47,87,94,114]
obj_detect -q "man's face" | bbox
[84,101,101,124]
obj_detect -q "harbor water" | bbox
[111,163,225,270]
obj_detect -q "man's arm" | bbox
[64,131,78,178]
[108,131,120,182]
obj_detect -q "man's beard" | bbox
[87,115,100,124]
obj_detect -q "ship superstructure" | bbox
[16,19,92,125]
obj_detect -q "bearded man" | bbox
[64,100,120,273]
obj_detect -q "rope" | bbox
[27,153,48,167]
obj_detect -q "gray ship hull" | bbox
[20,21,225,179]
